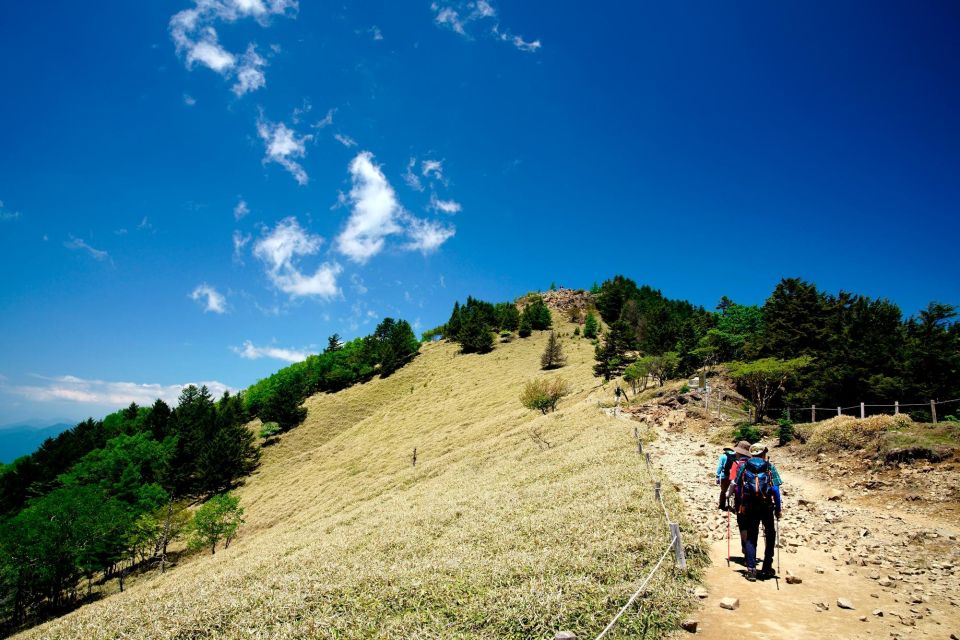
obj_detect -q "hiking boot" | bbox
[758,567,776,579]
[746,568,757,582]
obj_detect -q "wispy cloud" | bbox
[431,1,541,52]
[8,374,236,407]
[403,215,455,254]
[421,159,444,181]
[233,229,252,262]
[234,198,250,220]
[429,193,462,214]
[183,93,197,106]
[403,158,423,191]
[0,200,20,222]
[337,152,403,263]
[257,115,312,185]
[254,217,341,299]
[334,133,357,148]
[231,340,308,363]
[169,0,297,96]
[190,283,228,313]
[370,25,384,40]
[312,108,335,129]
[64,236,109,261]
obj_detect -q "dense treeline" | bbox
[592,275,960,421]
[437,295,552,353]
[0,317,420,631]
[244,317,419,429]
[0,388,258,627]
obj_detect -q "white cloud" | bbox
[183,93,197,106]
[370,25,384,41]
[169,0,296,96]
[350,273,368,295]
[431,1,541,52]
[257,116,312,185]
[336,151,403,264]
[232,44,267,96]
[9,374,237,407]
[312,108,335,129]
[233,198,250,220]
[334,133,357,148]
[232,230,251,261]
[254,217,341,299]
[429,193,462,214]
[190,283,228,313]
[403,158,423,191]
[64,237,109,261]
[403,215,455,254]
[421,159,444,180]
[0,200,20,222]
[231,340,308,363]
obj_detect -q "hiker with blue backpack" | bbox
[727,442,782,581]
[715,446,736,511]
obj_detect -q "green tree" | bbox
[260,381,307,433]
[593,320,633,380]
[623,360,651,394]
[325,333,343,353]
[728,356,813,424]
[458,309,494,354]
[519,378,572,414]
[540,331,567,370]
[494,302,520,332]
[647,352,680,387]
[583,311,599,339]
[188,493,245,555]
[521,296,552,330]
[518,315,532,338]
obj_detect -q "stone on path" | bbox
[680,619,699,633]
[694,586,709,599]
[785,570,802,584]
[553,632,576,640]
[872,609,883,617]
[719,597,740,610]
[837,598,855,610]
[858,615,867,622]
[813,600,830,611]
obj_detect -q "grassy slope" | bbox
[19,325,700,640]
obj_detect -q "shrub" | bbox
[679,383,690,394]
[521,296,552,330]
[777,418,794,445]
[520,377,572,414]
[259,422,281,440]
[573,326,580,336]
[499,330,513,343]
[583,312,599,339]
[459,310,494,354]
[732,423,762,444]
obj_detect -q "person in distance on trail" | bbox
[725,440,753,558]
[732,443,782,581]
[715,446,736,511]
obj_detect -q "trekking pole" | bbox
[775,515,781,591]
[726,508,731,567]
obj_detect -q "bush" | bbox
[520,377,572,414]
[732,423,762,444]
[777,418,794,445]
[583,312,599,339]
[188,492,244,554]
[459,310,494,354]
[499,330,513,343]
[573,326,580,336]
[679,383,690,394]
[518,316,532,338]
[521,296,552,330]
[259,422,280,440]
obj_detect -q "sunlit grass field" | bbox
[19,324,701,639]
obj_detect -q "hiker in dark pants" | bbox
[725,440,754,557]
[715,446,736,510]
[734,443,782,581]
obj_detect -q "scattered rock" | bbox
[719,597,739,610]
[553,632,576,640]
[813,600,830,612]
[815,567,825,574]
[837,598,855,610]
[694,586,709,599]
[680,619,699,633]
[827,489,844,501]
[785,570,802,585]
[858,615,867,622]
[872,609,883,617]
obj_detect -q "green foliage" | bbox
[573,326,580,336]
[518,316,532,338]
[521,295,552,330]
[459,309,495,354]
[647,352,680,387]
[622,360,650,394]
[420,325,445,342]
[188,493,244,555]
[540,331,567,370]
[583,311,599,339]
[519,378,572,414]
[494,302,520,332]
[593,320,633,380]
[777,418,795,445]
[679,383,690,394]
[728,356,813,423]
[259,422,281,439]
[733,423,763,444]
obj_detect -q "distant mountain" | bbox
[0,421,76,463]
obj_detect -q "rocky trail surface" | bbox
[633,415,960,639]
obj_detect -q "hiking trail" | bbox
[626,413,960,639]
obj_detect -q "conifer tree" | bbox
[458,309,494,354]
[540,331,567,370]
[583,311,599,339]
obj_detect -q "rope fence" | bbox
[567,420,688,640]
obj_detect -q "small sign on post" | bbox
[669,523,687,571]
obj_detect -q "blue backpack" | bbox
[738,458,774,505]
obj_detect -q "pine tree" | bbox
[540,331,567,370]
[518,315,532,338]
[459,310,494,354]
[445,301,463,340]
[583,311,599,339]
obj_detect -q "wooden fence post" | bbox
[786,407,791,422]
[717,391,723,418]
[654,482,661,502]
[638,440,643,455]
[412,447,417,467]
[895,401,899,415]
[645,452,651,469]
[837,406,841,416]
[931,400,938,424]
[860,402,865,419]
[669,523,687,571]
[811,405,815,423]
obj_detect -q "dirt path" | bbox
[642,424,960,639]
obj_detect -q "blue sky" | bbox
[0,1,958,425]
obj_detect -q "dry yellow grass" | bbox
[17,324,701,639]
